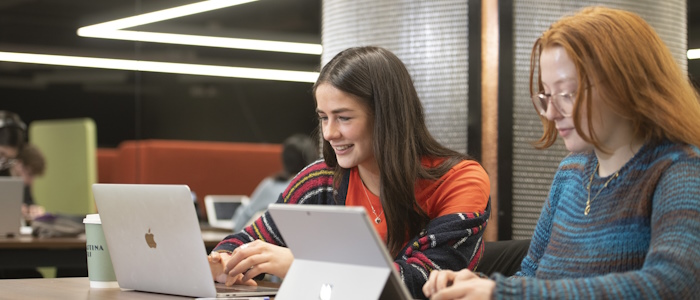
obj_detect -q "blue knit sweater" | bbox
[493,140,700,299]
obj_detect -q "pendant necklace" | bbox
[585,162,619,215]
[360,179,383,224]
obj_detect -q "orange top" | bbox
[345,157,490,242]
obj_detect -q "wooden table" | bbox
[0,230,231,269]
[0,277,277,299]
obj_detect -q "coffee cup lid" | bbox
[83,214,101,224]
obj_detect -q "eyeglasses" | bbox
[0,156,17,171]
[532,92,576,117]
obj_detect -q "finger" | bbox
[215,273,228,284]
[228,253,263,279]
[208,252,221,263]
[454,269,477,282]
[423,270,439,297]
[225,273,244,287]
[432,281,472,300]
[224,243,255,273]
[436,270,456,292]
[241,263,265,282]
[240,278,258,286]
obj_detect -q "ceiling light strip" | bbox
[79,30,322,55]
[76,0,322,55]
[80,0,257,31]
[0,51,318,83]
[688,49,700,60]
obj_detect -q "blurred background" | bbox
[0,0,322,146]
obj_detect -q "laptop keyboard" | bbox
[215,283,278,292]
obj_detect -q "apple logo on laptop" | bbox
[319,283,333,300]
[145,228,157,248]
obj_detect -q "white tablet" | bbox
[204,195,249,229]
[268,204,414,300]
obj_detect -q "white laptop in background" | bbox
[268,204,415,300]
[204,195,249,229]
[0,177,24,238]
[92,183,278,298]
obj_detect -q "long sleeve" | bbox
[397,202,491,299]
[231,178,289,232]
[493,143,700,299]
[214,161,336,252]
[514,165,564,278]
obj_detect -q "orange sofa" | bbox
[97,140,283,219]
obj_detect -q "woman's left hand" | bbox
[223,240,294,282]
[424,269,495,300]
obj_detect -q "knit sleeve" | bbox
[493,156,700,299]
[213,198,288,253]
[513,199,551,278]
[513,169,563,278]
[213,160,335,253]
[395,202,491,299]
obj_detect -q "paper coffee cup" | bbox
[83,214,119,288]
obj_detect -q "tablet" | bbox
[268,204,414,300]
[204,195,249,229]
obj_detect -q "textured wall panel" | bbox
[511,0,687,239]
[322,0,469,153]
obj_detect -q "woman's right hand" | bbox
[208,251,258,286]
[423,269,495,300]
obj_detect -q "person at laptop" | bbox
[422,7,700,299]
[230,133,317,232]
[0,111,43,279]
[0,110,26,177]
[10,143,47,221]
[209,46,491,298]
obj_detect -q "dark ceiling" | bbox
[0,0,322,76]
[1,0,697,84]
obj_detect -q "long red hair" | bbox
[530,6,700,149]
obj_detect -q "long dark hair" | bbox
[313,46,472,256]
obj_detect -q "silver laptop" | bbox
[92,183,278,298]
[0,177,24,238]
[268,204,414,300]
[204,195,248,229]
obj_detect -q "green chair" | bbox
[29,118,97,216]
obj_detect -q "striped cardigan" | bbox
[214,160,490,299]
[493,140,700,299]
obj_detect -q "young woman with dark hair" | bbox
[209,46,491,298]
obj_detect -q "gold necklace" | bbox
[585,162,619,215]
[360,179,383,224]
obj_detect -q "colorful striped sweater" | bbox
[214,160,490,299]
[493,140,700,299]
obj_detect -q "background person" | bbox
[423,6,700,299]
[10,143,47,221]
[0,111,42,279]
[230,133,318,232]
[209,46,491,298]
[0,110,26,176]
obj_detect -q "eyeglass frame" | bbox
[531,91,577,118]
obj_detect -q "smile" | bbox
[333,144,353,152]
